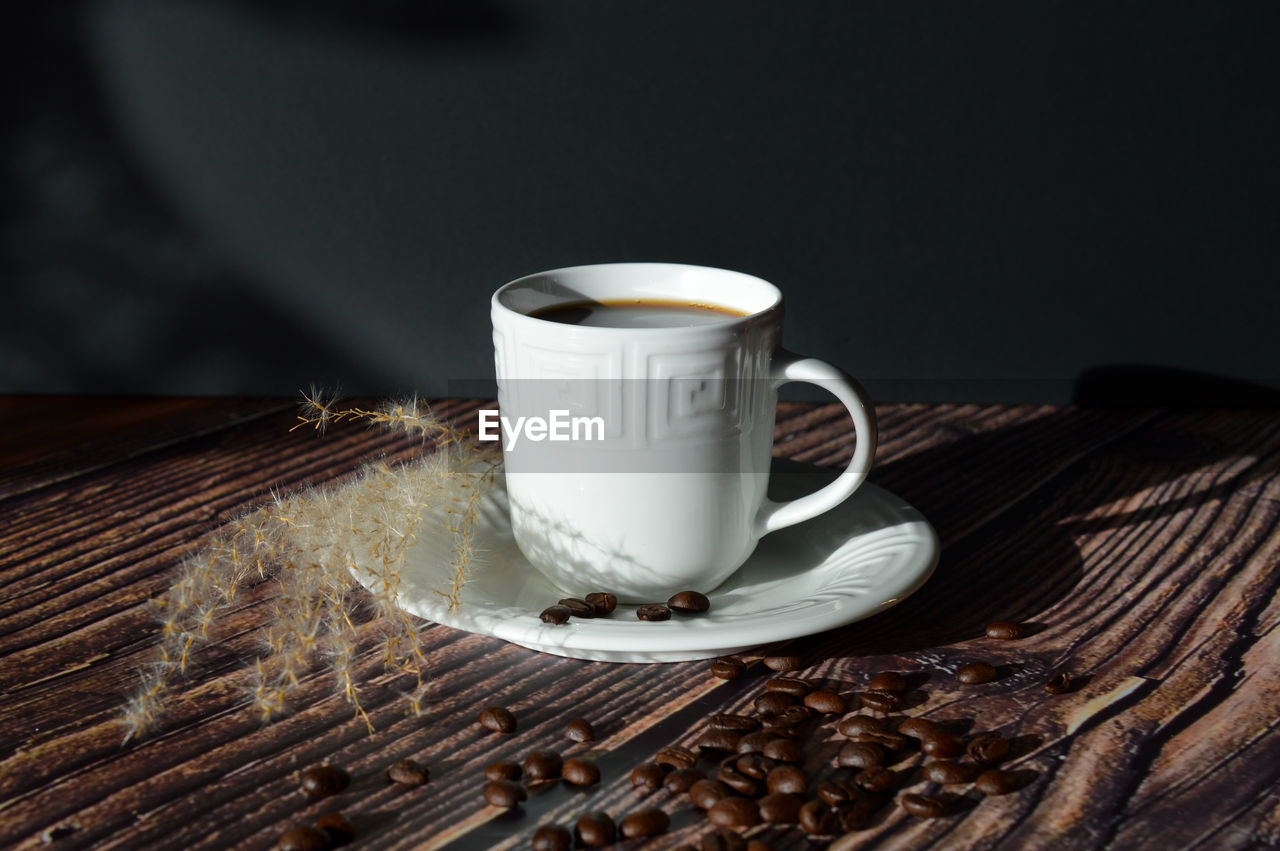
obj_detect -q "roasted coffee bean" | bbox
[836,714,885,737]
[957,661,998,684]
[585,592,618,616]
[637,604,672,621]
[763,654,803,672]
[816,778,858,807]
[540,605,571,624]
[483,779,526,807]
[276,826,331,851]
[707,796,761,827]
[737,731,776,753]
[854,766,898,793]
[836,797,877,831]
[867,671,909,692]
[758,792,802,824]
[764,676,811,697]
[532,824,573,851]
[799,799,838,835]
[717,765,759,796]
[920,732,965,759]
[484,760,521,782]
[668,590,711,613]
[975,768,1020,795]
[690,778,733,810]
[922,760,972,785]
[762,737,805,764]
[697,730,742,753]
[300,765,350,799]
[478,706,517,734]
[746,842,773,851]
[620,808,670,839]
[574,811,617,847]
[523,749,562,781]
[858,690,900,712]
[631,762,666,790]
[846,729,910,752]
[985,620,1024,640]
[314,811,355,845]
[701,828,748,851]
[836,741,884,769]
[897,717,936,739]
[387,758,429,786]
[656,745,697,770]
[967,733,1010,765]
[766,764,807,795]
[562,757,601,787]
[900,793,946,818]
[754,691,795,715]
[565,717,595,742]
[664,767,706,793]
[734,753,775,780]
[1045,672,1073,694]
[710,713,759,733]
[557,597,596,618]
[764,705,812,729]
[804,690,847,714]
[711,657,746,680]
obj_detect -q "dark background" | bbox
[3,1,1277,404]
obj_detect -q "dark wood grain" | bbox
[1,398,1277,850]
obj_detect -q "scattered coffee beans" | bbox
[689,778,733,810]
[1045,672,1073,694]
[637,604,672,621]
[836,714,884,737]
[762,738,804,764]
[562,757,600,787]
[763,654,803,672]
[717,765,759,796]
[967,733,1010,765]
[804,690,846,714]
[620,808,670,839]
[710,657,746,680]
[558,598,596,618]
[565,717,595,742]
[668,590,711,613]
[574,811,617,847]
[664,767,706,793]
[766,765,807,795]
[275,826,331,851]
[799,798,838,835]
[387,758,429,786]
[900,793,947,818]
[858,690,900,712]
[631,762,665,790]
[483,779,526,808]
[314,812,354,845]
[921,732,965,759]
[484,760,521,782]
[734,753,773,779]
[754,691,795,715]
[867,670,909,692]
[710,713,759,733]
[758,792,802,824]
[985,620,1024,640]
[897,717,936,739]
[737,731,775,753]
[656,745,697,770]
[845,728,909,752]
[836,741,885,768]
[923,760,972,785]
[957,661,998,684]
[478,706,517,734]
[816,778,857,807]
[975,768,1020,795]
[532,824,573,851]
[584,592,618,616]
[764,676,811,697]
[855,766,898,793]
[707,796,761,827]
[523,750,563,781]
[539,605,571,624]
[696,730,742,753]
[300,764,350,800]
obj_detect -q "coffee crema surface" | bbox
[528,299,747,328]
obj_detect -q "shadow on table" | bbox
[806,365,1280,658]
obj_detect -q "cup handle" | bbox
[754,350,878,536]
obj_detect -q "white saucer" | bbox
[356,459,939,663]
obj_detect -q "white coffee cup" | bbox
[490,263,876,603]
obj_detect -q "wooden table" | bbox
[2,397,1278,850]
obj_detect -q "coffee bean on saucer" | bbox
[275,826,331,851]
[631,762,666,790]
[637,604,672,621]
[755,691,795,715]
[897,717,936,739]
[710,713,759,733]
[562,757,601,787]
[710,657,746,680]
[799,799,838,835]
[314,811,354,845]
[900,793,946,818]
[957,661,998,684]
[836,714,885,737]
[565,717,595,742]
[523,749,562,781]
[689,778,733,810]
[967,733,1010,765]
[300,764,349,799]
[858,690,900,712]
[668,590,711,613]
[855,766,898,793]
[836,741,885,769]
[974,768,1021,795]
[540,605,571,624]
[558,598,596,618]
[620,808,670,839]
[584,592,618,615]
[532,824,573,851]
[766,764,807,795]
[804,690,846,714]
[763,654,803,672]
[483,779,526,807]
[387,758,429,785]
[656,745,697,770]
[764,676,811,697]
[707,797,760,828]
[478,706,517,734]
[920,731,965,759]
[574,811,616,847]
[923,760,973,785]
[1045,671,1073,694]
[484,760,521,782]
[867,670,909,692]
